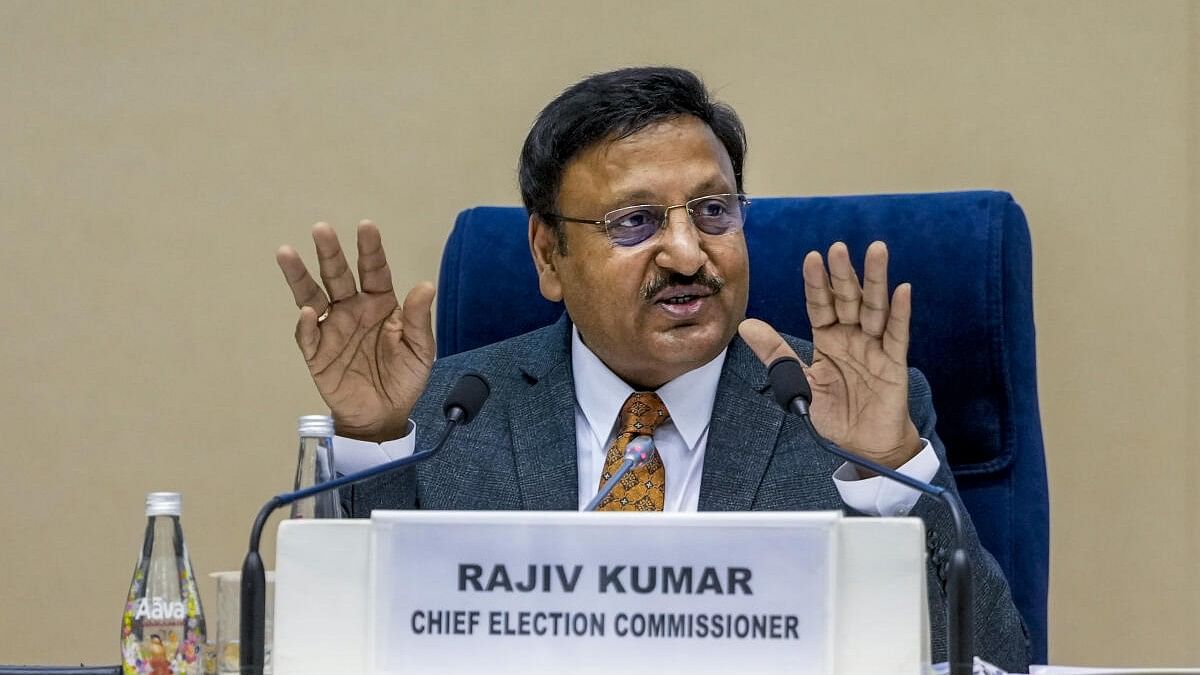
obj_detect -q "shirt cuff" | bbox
[832,439,940,517]
[332,420,417,474]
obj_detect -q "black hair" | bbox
[518,66,747,243]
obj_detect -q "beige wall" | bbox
[1,0,1196,667]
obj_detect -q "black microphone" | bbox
[583,435,655,512]
[239,372,491,675]
[767,357,974,675]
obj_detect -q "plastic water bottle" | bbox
[120,492,207,674]
[289,414,343,518]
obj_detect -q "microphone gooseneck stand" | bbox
[582,435,654,512]
[767,357,974,675]
[239,373,490,675]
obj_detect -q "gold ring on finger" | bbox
[316,305,332,323]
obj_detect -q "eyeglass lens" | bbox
[605,194,746,247]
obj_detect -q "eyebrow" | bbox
[602,176,736,212]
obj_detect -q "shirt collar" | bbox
[571,325,727,450]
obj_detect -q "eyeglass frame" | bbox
[543,192,751,247]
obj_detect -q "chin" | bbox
[651,323,732,364]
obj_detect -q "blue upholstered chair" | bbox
[436,190,1049,663]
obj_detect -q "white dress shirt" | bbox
[334,327,941,516]
[571,326,723,512]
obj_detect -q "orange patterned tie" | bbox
[597,392,670,511]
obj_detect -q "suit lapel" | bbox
[508,316,579,510]
[698,335,785,511]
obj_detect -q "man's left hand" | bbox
[739,240,921,470]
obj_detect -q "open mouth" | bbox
[661,294,705,305]
[652,284,716,304]
[652,285,716,318]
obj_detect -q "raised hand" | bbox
[276,221,435,443]
[739,241,920,470]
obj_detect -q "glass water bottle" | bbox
[290,414,343,518]
[120,492,206,674]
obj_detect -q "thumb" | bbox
[380,283,437,366]
[399,282,436,359]
[738,318,803,368]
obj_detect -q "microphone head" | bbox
[767,357,812,410]
[622,435,655,466]
[443,372,491,424]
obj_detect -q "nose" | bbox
[653,206,708,275]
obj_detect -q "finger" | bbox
[295,306,321,362]
[356,220,395,295]
[312,222,359,302]
[738,318,804,367]
[803,250,838,329]
[826,242,862,325]
[399,282,437,359]
[860,241,890,338]
[276,245,330,314]
[882,283,912,364]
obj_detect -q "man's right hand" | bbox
[276,220,435,443]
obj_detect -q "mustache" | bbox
[640,269,726,302]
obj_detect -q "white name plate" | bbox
[368,511,841,675]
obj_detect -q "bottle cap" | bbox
[298,415,335,437]
[145,492,182,517]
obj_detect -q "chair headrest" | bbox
[438,191,1038,476]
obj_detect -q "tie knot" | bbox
[618,392,670,437]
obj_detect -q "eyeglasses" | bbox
[546,193,750,248]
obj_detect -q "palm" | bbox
[277,221,435,442]
[799,242,919,466]
[305,290,432,440]
[807,321,912,463]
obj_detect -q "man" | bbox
[275,67,1029,670]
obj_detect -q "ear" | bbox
[529,214,564,302]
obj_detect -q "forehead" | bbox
[557,115,737,212]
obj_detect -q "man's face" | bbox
[529,115,750,389]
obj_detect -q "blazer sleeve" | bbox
[342,468,419,517]
[906,366,1032,672]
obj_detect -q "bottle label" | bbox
[132,597,187,621]
[122,567,205,674]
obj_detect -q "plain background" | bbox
[1,0,1197,667]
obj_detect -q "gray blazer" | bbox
[346,315,1031,671]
